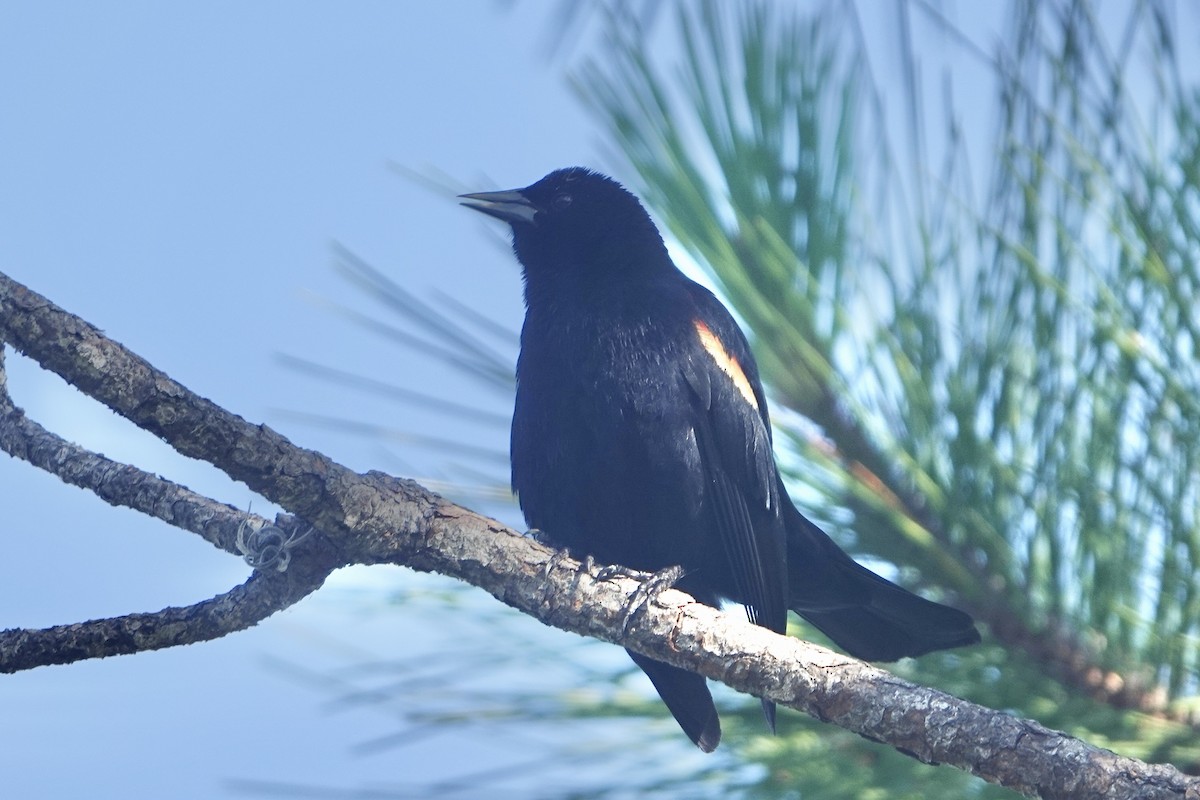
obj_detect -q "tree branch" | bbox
[0,374,261,557]
[0,564,330,672]
[1,270,1195,798]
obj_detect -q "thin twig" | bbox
[1,270,1196,798]
[0,566,329,673]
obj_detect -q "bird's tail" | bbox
[783,502,980,661]
[627,649,721,752]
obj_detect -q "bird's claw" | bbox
[540,550,598,606]
[539,547,574,581]
[615,564,687,637]
[525,527,551,545]
[595,563,650,583]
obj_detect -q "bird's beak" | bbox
[459,189,539,225]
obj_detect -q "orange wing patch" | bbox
[693,320,759,410]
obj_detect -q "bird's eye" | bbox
[552,193,573,210]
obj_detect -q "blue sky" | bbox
[5,3,1194,797]
[0,4,627,797]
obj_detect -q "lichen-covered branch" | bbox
[0,272,361,532]
[520,562,1196,800]
[0,562,331,672]
[0,380,264,557]
[1,270,1196,798]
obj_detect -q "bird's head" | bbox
[460,167,670,280]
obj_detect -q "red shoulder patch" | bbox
[693,320,759,410]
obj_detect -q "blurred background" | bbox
[3,2,1199,797]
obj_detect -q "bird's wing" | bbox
[680,283,788,637]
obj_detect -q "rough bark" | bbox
[1,271,1196,799]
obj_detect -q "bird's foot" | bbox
[594,563,649,583]
[539,547,574,581]
[599,564,687,637]
[524,527,551,545]
[540,549,596,606]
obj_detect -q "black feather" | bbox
[461,167,980,752]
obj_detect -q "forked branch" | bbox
[0,271,1193,799]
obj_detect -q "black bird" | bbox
[461,167,979,752]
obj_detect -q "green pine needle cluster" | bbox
[573,0,1200,792]
[322,0,1200,793]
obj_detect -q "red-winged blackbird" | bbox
[461,167,979,752]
